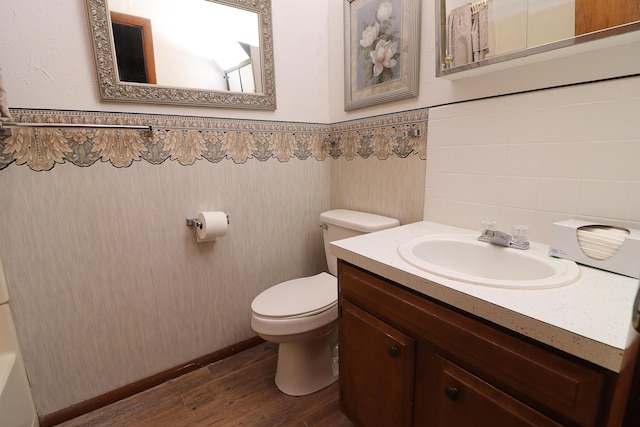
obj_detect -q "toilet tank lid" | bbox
[320,209,399,233]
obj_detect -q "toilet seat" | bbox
[251,272,337,319]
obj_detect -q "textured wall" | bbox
[0,107,426,416]
[0,156,330,415]
[331,155,426,225]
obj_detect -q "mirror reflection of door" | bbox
[110,12,157,84]
[575,0,640,35]
[442,0,640,71]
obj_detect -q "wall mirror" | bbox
[86,0,276,109]
[437,0,640,77]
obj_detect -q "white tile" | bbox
[537,178,582,214]
[554,77,629,105]
[581,141,637,181]
[532,211,576,244]
[474,111,511,145]
[504,88,556,110]
[595,98,640,141]
[472,175,504,206]
[426,118,451,147]
[470,204,502,229]
[424,189,446,222]
[428,145,448,173]
[633,144,640,181]
[443,200,475,228]
[474,144,509,176]
[445,200,487,230]
[538,142,585,179]
[578,180,631,219]
[623,76,640,100]
[449,116,480,146]
[504,144,543,177]
[447,146,477,174]
[501,177,539,210]
[423,77,638,245]
[507,108,550,144]
[497,207,537,239]
[445,173,478,202]
[546,102,596,142]
[628,181,640,222]
[432,172,450,199]
[429,104,459,120]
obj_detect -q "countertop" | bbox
[330,221,640,373]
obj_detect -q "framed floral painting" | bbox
[344,0,421,111]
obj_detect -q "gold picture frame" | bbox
[344,0,420,111]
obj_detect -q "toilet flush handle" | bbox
[319,223,328,230]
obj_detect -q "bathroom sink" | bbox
[397,234,580,289]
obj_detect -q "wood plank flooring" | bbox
[57,342,353,426]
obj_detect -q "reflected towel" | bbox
[0,67,12,121]
[447,5,473,67]
[471,3,489,62]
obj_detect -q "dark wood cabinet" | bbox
[427,353,562,427]
[340,301,415,427]
[338,260,618,427]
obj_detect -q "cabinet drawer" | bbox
[339,261,609,426]
[429,354,563,427]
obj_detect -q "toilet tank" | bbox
[319,209,400,276]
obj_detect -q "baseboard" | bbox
[39,336,264,427]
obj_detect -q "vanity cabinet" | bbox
[338,260,615,427]
[340,301,415,426]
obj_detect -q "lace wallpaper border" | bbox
[0,109,428,171]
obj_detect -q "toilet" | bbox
[251,209,400,396]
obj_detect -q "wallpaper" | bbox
[0,108,428,171]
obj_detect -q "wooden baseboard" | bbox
[39,336,264,427]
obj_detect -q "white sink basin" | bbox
[397,234,580,289]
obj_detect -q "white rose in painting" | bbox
[369,39,397,76]
[376,2,393,22]
[360,21,379,48]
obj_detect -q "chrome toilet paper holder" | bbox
[186,218,203,229]
[186,214,229,229]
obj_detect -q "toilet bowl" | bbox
[251,273,338,396]
[250,209,400,396]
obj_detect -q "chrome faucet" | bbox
[478,222,530,250]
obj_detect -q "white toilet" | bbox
[251,209,399,396]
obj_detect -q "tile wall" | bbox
[425,75,640,243]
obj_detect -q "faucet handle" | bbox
[481,220,496,235]
[511,224,529,245]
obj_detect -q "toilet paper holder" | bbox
[186,217,203,229]
[186,214,230,229]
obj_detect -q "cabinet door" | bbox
[340,300,415,427]
[428,354,563,427]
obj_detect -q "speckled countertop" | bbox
[330,221,640,373]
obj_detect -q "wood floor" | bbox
[58,342,353,426]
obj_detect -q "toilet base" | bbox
[273,328,339,396]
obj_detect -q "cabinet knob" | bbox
[445,386,459,401]
[387,346,398,357]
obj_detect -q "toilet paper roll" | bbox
[196,211,228,242]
